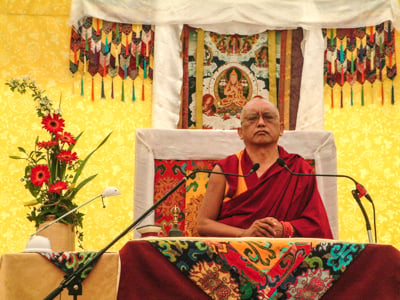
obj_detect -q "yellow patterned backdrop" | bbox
[0,1,398,256]
[0,1,152,254]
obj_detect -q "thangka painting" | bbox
[180,25,304,130]
[69,17,154,102]
[323,21,396,108]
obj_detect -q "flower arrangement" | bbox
[6,77,111,245]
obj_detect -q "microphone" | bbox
[25,187,121,252]
[277,158,376,243]
[277,158,372,200]
[43,165,258,299]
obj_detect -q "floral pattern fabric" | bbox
[39,251,98,280]
[149,239,366,300]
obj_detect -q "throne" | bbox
[133,128,338,239]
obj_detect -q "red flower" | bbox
[30,165,50,187]
[42,114,65,134]
[56,131,76,146]
[48,181,68,194]
[37,140,58,149]
[56,150,78,164]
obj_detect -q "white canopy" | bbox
[70,0,400,31]
[69,0,400,129]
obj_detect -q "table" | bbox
[1,238,399,299]
[0,252,119,300]
[118,238,400,300]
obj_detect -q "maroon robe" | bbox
[216,146,333,239]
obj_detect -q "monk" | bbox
[197,96,333,239]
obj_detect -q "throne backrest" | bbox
[134,128,338,239]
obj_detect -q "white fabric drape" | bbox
[70,0,400,30]
[69,0,400,129]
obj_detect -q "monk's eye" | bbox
[244,114,259,123]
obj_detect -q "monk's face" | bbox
[238,98,283,146]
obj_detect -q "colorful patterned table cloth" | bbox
[39,251,98,280]
[117,238,400,300]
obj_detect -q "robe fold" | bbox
[216,146,333,239]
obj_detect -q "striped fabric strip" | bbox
[283,30,293,130]
[180,25,191,128]
[289,29,304,129]
[278,31,286,126]
[268,31,277,107]
[195,29,205,129]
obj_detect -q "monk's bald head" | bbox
[240,96,280,123]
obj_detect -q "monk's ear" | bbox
[279,121,284,136]
[237,127,243,139]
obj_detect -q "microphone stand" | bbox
[351,189,373,244]
[44,175,189,300]
[44,164,259,299]
[277,158,376,244]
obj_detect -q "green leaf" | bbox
[72,132,112,185]
[9,155,26,160]
[17,147,27,153]
[69,132,84,151]
[68,174,98,200]
[25,181,41,197]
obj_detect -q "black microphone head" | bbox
[277,158,286,167]
[252,163,260,172]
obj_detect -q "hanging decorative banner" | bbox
[69,17,154,102]
[323,21,396,108]
[180,26,303,130]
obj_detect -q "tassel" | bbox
[340,42,344,63]
[126,36,129,56]
[121,80,125,102]
[105,36,109,53]
[331,88,334,108]
[81,75,84,96]
[91,77,95,101]
[350,86,353,106]
[85,32,89,52]
[369,26,374,43]
[340,87,343,108]
[132,81,136,101]
[371,83,374,105]
[361,85,364,106]
[83,55,87,74]
[144,60,147,79]
[142,79,145,101]
[101,78,105,99]
[392,81,395,105]
[111,78,114,99]
[96,18,100,35]
[74,43,77,65]
[72,74,75,95]
[136,47,139,69]
[116,24,120,42]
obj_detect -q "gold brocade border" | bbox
[284,30,293,129]
[268,31,277,107]
[195,29,205,129]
